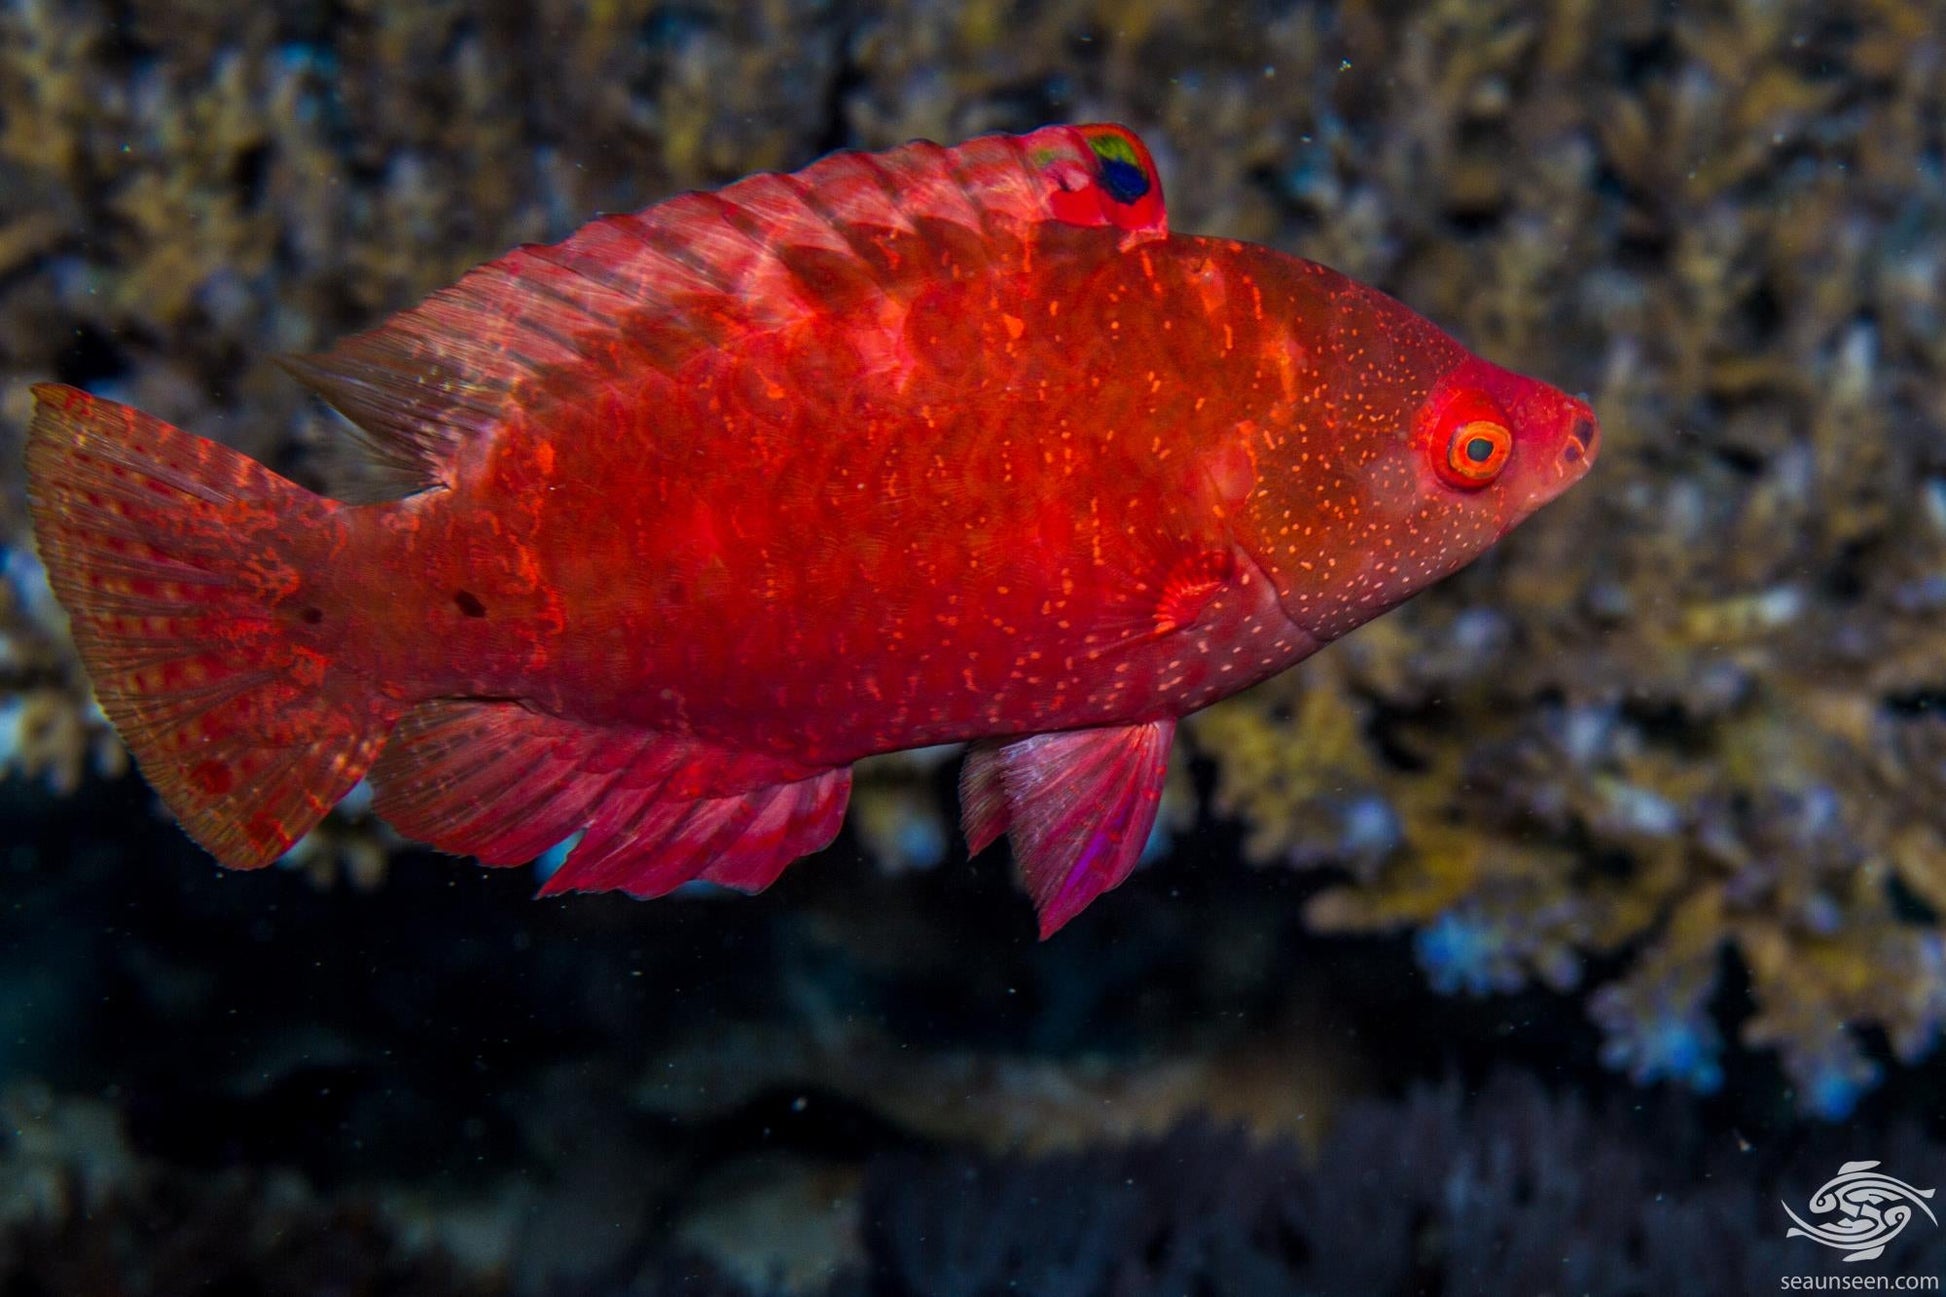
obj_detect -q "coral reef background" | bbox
[4,0,1946,1290]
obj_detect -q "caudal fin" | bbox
[24,383,397,867]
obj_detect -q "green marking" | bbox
[1087,132,1142,168]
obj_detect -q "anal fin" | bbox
[542,763,851,898]
[367,700,849,899]
[960,719,1175,938]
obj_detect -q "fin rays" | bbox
[25,384,396,867]
[368,699,850,897]
[283,125,1168,497]
[962,719,1176,937]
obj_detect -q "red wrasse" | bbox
[25,124,1598,936]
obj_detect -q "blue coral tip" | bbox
[1802,1064,1878,1123]
[896,813,948,871]
[1414,911,1518,998]
[1641,1019,1723,1093]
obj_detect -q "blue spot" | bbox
[1557,703,1617,766]
[1807,1073,1862,1121]
[274,41,339,77]
[894,810,947,871]
[2,548,60,632]
[1448,607,1510,657]
[1794,1044,1881,1122]
[673,879,730,897]
[1593,978,1726,1095]
[1414,910,1521,997]
[0,697,26,770]
[1340,794,1401,858]
[1794,785,1841,838]
[1608,782,1682,836]
[335,778,374,821]
[1139,815,1172,865]
[1097,157,1149,203]
[1617,1016,1724,1093]
[1911,935,1946,1063]
[534,831,583,882]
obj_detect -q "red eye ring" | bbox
[1442,419,1512,488]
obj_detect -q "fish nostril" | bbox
[1561,414,1596,465]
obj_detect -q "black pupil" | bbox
[1465,437,1496,464]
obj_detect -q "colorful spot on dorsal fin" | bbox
[1038,124,1167,239]
[1084,126,1154,202]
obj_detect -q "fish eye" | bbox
[1422,385,1514,490]
[1435,412,1512,489]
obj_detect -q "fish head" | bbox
[1342,351,1599,626]
[1237,277,1600,642]
[1348,351,1599,620]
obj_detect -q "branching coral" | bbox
[844,1074,1946,1295]
[1171,0,1946,1117]
[0,541,121,794]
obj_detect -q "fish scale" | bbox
[24,124,1597,936]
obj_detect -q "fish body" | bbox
[26,125,1597,934]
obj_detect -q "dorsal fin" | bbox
[282,123,1169,496]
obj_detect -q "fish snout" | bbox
[1558,410,1599,479]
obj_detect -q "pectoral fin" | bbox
[960,719,1175,937]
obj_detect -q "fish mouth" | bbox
[1557,412,1599,479]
